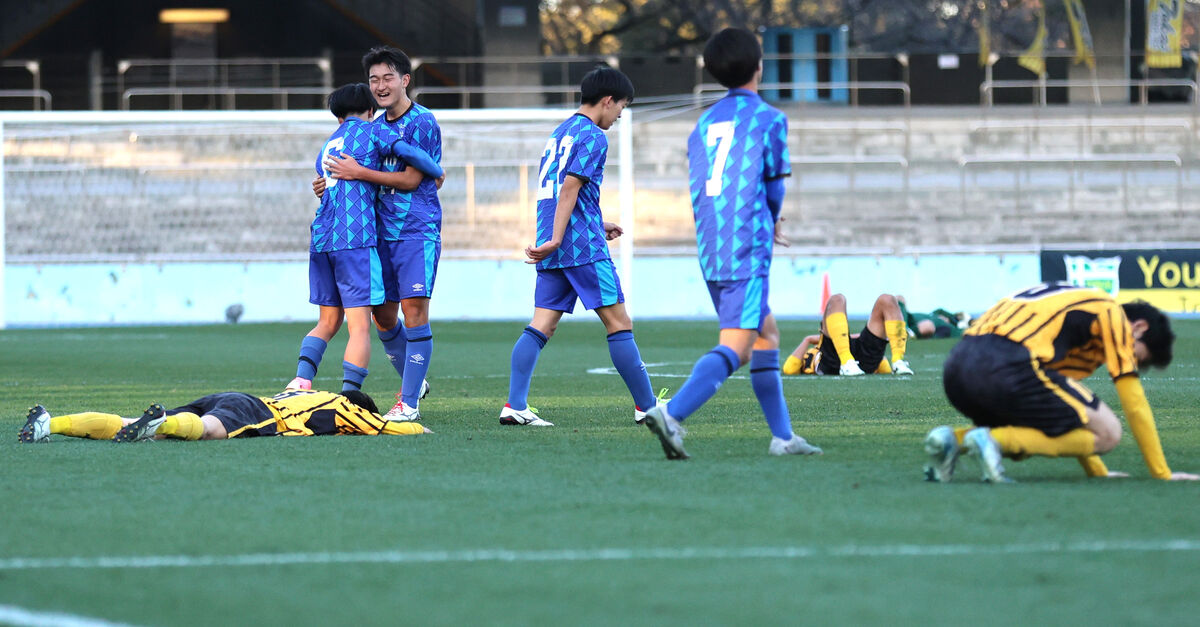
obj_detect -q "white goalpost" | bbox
[0,108,635,327]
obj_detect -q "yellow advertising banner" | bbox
[1041,249,1200,313]
[1146,0,1185,68]
[1062,0,1095,69]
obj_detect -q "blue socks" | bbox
[400,323,433,406]
[607,330,656,411]
[507,326,548,411]
[296,336,327,380]
[341,361,368,391]
[750,349,793,440]
[377,324,408,378]
[666,345,740,421]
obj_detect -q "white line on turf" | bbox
[1,539,1196,571]
[0,604,141,627]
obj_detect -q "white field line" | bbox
[0,539,1197,572]
[0,604,141,627]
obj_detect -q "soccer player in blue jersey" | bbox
[321,47,445,422]
[499,66,660,427]
[642,28,822,459]
[290,83,443,396]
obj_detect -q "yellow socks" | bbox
[1078,455,1110,477]
[825,312,854,364]
[49,413,125,439]
[990,426,1096,458]
[381,420,425,435]
[158,412,205,440]
[884,320,907,361]
[782,355,803,375]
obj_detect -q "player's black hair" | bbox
[1123,300,1174,368]
[340,389,380,415]
[580,65,634,105]
[327,83,376,119]
[361,46,412,77]
[703,27,763,89]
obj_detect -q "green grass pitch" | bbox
[1,319,1198,625]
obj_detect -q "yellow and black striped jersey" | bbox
[966,282,1137,380]
[261,389,392,436]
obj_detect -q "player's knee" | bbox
[825,293,846,313]
[876,293,898,308]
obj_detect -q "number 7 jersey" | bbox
[534,113,610,270]
[687,89,791,281]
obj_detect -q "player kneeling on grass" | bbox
[18,389,430,443]
[924,282,1198,483]
[783,293,913,377]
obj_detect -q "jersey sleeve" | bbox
[1100,303,1138,380]
[564,129,607,182]
[1114,376,1171,479]
[763,112,791,181]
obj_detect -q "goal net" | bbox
[0,109,639,327]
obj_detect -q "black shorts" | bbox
[817,327,888,375]
[167,392,277,438]
[942,335,1099,436]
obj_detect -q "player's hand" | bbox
[312,176,326,199]
[1167,471,1200,481]
[524,240,561,263]
[773,217,790,247]
[1104,471,1130,478]
[323,152,363,180]
[435,174,446,190]
[422,426,434,434]
[603,221,623,241]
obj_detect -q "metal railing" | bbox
[1,60,45,110]
[693,81,911,108]
[411,85,578,108]
[968,119,1194,154]
[117,56,332,110]
[958,153,1183,214]
[121,87,329,110]
[981,78,1200,107]
[0,89,52,110]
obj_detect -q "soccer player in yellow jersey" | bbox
[17,389,429,443]
[924,282,1198,483]
[782,292,913,376]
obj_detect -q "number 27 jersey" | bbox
[534,113,610,270]
[688,89,790,281]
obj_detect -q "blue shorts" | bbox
[707,276,771,331]
[380,239,441,302]
[535,259,624,313]
[309,248,384,308]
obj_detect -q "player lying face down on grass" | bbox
[18,389,430,443]
[924,282,1198,483]
[782,293,913,377]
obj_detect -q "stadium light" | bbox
[159,9,230,23]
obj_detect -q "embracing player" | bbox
[290,83,442,396]
[320,47,445,421]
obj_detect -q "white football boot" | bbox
[112,404,166,443]
[891,359,914,376]
[18,405,52,443]
[839,359,866,377]
[634,388,671,424]
[963,427,1014,483]
[642,404,688,460]
[286,377,312,391]
[923,425,960,483]
[769,435,823,456]
[499,404,553,427]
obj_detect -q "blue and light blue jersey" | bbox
[374,102,443,243]
[535,113,610,270]
[687,89,791,281]
[312,117,402,253]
